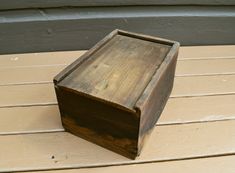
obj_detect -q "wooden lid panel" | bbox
[59,34,170,109]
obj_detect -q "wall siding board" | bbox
[0,6,235,54]
[0,0,235,10]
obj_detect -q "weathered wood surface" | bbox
[58,34,171,109]
[0,45,235,172]
[55,30,179,158]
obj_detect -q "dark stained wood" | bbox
[59,34,170,109]
[54,29,179,159]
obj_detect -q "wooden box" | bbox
[54,30,180,159]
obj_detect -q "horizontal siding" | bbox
[0,6,235,54]
[0,0,235,10]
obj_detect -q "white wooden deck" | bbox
[0,45,235,173]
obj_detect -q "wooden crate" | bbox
[53,29,180,159]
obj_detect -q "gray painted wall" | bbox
[1,0,235,10]
[0,2,234,54]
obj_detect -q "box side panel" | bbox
[54,86,140,159]
[137,51,178,153]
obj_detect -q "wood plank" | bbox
[0,84,56,108]
[0,51,85,68]
[1,75,235,134]
[159,94,235,125]
[0,65,66,85]
[0,46,235,172]
[0,120,234,172]
[1,94,235,134]
[172,75,235,97]
[179,45,235,60]
[1,74,235,106]
[0,105,63,135]
[1,46,234,69]
[2,74,234,105]
[27,155,235,173]
[176,58,235,76]
[2,55,235,86]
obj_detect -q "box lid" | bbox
[56,30,176,111]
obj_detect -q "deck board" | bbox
[0,51,85,68]
[1,58,235,85]
[172,75,235,97]
[176,58,235,76]
[178,45,235,60]
[1,74,235,107]
[0,65,65,85]
[1,94,235,134]
[0,120,234,172]
[0,105,63,135]
[27,155,235,173]
[0,45,234,69]
[0,84,56,108]
[0,45,234,172]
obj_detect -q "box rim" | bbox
[134,42,180,113]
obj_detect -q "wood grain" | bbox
[55,30,179,158]
[59,34,170,109]
[0,120,234,172]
